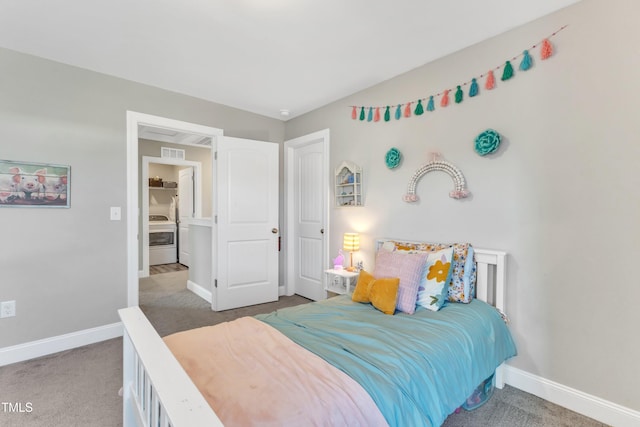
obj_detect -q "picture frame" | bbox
[0,159,70,208]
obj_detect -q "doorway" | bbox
[140,157,202,277]
[126,111,223,307]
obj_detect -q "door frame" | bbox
[283,129,330,296]
[141,157,202,277]
[126,111,223,307]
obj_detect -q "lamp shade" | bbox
[343,233,360,252]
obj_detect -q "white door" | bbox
[286,131,329,301]
[178,167,194,267]
[214,137,279,311]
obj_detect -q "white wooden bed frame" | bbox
[118,244,507,427]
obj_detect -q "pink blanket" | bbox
[164,316,387,426]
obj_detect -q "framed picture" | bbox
[0,159,70,208]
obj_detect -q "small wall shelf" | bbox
[335,161,362,207]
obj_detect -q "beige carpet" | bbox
[0,271,609,427]
[138,270,311,337]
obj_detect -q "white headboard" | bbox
[375,239,507,313]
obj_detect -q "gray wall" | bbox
[286,0,639,412]
[0,47,284,347]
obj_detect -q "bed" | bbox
[118,240,516,427]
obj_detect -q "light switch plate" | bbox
[1,300,16,318]
[110,206,121,221]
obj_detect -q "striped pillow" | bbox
[373,250,427,314]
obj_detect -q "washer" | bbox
[149,214,177,265]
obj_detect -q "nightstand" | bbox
[324,269,359,295]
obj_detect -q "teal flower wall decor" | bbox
[475,129,502,156]
[385,147,401,169]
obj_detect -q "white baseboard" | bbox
[504,365,640,427]
[0,322,123,367]
[187,280,212,303]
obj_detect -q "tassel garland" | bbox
[403,102,412,118]
[440,89,450,107]
[519,50,532,71]
[485,70,495,90]
[469,78,479,97]
[455,85,463,104]
[540,38,553,60]
[426,96,435,112]
[349,25,566,122]
[501,61,514,81]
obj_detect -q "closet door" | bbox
[214,137,279,311]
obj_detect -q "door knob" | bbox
[272,228,278,234]
[320,228,324,234]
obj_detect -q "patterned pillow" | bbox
[391,241,477,303]
[416,247,454,311]
[373,250,427,314]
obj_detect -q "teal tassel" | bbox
[501,61,514,81]
[395,104,402,120]
[359,107,365,121]
[414,100,424,115]
[455,85,463,103]
[384,106,391,122]
[426,96,435,112]
[469,78,479,97]
[367,107,373,122]
[519,50,532,71]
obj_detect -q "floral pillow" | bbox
[416,247,454,311]
[390,241,476,303]
[373,250,427,314]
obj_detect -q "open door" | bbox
[213,136,279,311]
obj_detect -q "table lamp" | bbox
[343,233,360,271]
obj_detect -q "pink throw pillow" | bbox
[373,250,427,314]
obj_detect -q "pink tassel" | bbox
[374,107,381,122]
[351,106,357,120]
[485,70,496,90]
[440,90,450,107]
[540,39,553,60]
[404,102,412,117]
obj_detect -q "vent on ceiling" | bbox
[161,147,185,160]
[193,136,212,146]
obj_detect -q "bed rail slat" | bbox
[119,306,224,427]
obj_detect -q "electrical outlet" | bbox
[1,300,16,318]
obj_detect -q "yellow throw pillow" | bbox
[369,277,400,315]
[352,270,399,315]
[352,270,375,303]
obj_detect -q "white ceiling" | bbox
[0,0,580,120]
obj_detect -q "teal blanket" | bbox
[256,295,516,427]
